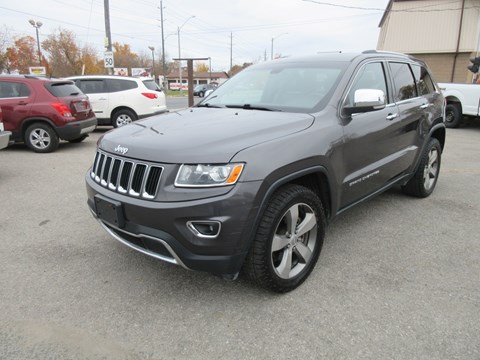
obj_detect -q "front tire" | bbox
[112,109,137,128]
[445,103,462,128]
[25,123,59,153]
[402,138,442,198]
[244,184,326,293]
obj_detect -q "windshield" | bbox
[199,61,347,113]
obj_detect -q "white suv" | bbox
[67,75,167,127]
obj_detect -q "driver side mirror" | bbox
[343,89,386,116]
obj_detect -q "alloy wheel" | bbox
[29,128,51,150]
[423,147,439,191]
[271,202,318,279]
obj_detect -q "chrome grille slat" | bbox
[90,150,163,200]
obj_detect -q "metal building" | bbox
[377,0,480,83]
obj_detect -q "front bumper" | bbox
[86,173,263,275]
[56,117,97,140]
[0,131,11,150]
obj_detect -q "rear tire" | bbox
[445,103,462,128]
[25,123,59,153]
[243,184,325,293]
[402,138,441,198]
[112,109,137,128]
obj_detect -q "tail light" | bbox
[141,92,158,99]
[51,103,72,117]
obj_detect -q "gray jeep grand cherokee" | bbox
[86,51,446,292]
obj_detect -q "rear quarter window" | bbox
[411,64,436,95]
[46,82,83,97]
[142,80,161,91]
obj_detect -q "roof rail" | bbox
[362,49,410,57]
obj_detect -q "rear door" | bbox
[74,79,109,120]
[0,80,33,137]
[410,63,444,138]
[387,62,426,164]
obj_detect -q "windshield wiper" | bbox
[225,104,280,111]
[196,103,224,108]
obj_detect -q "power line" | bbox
[302,0,476,13]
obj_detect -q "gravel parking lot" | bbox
[1,119,479,359]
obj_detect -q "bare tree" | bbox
[0,26,12,72]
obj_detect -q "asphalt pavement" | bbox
[0,115,479,359]
[166,95,196,111]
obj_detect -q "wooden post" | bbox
[187,59,194,107]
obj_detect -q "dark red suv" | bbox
[0,75,97,153]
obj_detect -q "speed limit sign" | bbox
[104,51,114,68]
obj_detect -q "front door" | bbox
[340,61,405,208]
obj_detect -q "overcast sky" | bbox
[1,0,390,71]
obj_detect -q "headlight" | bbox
[175,163,244,187]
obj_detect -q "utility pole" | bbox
[160,0,166,89]
[104,0,113,74]
[28,20,43,65]
[177,16,195,95]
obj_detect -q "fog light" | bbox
[186,221,221,238]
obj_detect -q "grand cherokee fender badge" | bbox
[114,145,129,155]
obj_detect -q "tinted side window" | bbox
[346,62,388,107]
[389,62,417,101]
[106,79,138,92]
[411,64,436,95]
[19,83,30,97]
[142,80,161,91]
[76,80,107,94]
[0,81,30,98]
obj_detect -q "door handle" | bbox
[386,113,398,120]
[420,103,430,109]
[18,100,28,105]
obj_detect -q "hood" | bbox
[99,107,314,163]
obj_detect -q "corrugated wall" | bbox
[377,0,480,83]
[414,52,476,83]
[377,0,480,53]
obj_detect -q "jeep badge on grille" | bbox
[114,145,128,155]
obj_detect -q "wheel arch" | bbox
[20,117,58,139]
[444,95,462,112]
[110,106,138,119]
[405,122,446,184]
[263,167,333,221]
[430,122,446,152]
[239,166,335,261]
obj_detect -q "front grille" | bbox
[91,150,163,199]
